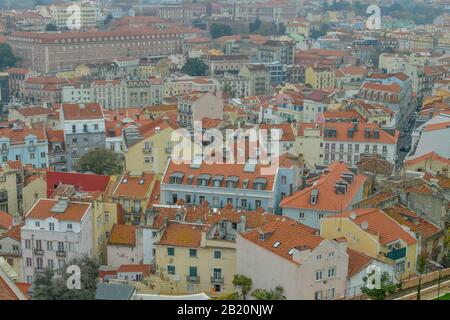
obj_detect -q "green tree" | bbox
[104,14,113,27]
[75,148,123,175]
[209,23,233,39]
[45,23,58,31]
[33,256,99,300]
[249,17,261,33]
[251,286,286,300]
[361,271,398,300]
[416,254,427,300]
[181,57,208,76]
[232,274,252,300]
[0,44,17,71]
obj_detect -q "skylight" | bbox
[273,241,281,248]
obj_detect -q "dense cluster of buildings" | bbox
[0,0,450,301]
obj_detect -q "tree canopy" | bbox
[209,23,233,39]
[75,148,123,175]
[232,274,252,300]
[32,256,99,300]
[0,44,17,71]
[361,271,399,300]
[45,23,58,31]
[181,57,208,76]
[252,286,286,300]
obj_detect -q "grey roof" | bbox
[95,283,136,300]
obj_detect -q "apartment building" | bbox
[7,27,198,73]
[305,66,336,90]
[92,80,127,110]
[258,40,294,65]
[107,224,143,269]
[60,103,106,171]
[237,218,349,300]
[23,76,68,105]
[48,2,97,30]
[21,198,93,284]
[320,208,419,280]
[280,162,367,229]
[0,125,49,170]
[0,161,24,216]
[177,92,224,128]
[239,64,270,96]
[323,122,399,165]
[0,224,23,282]
[204,54,250,76]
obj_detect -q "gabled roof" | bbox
[323,122,399,144]
[240,218,323,263]
[108,224,136,247]
[61,103,104,121]
[156,221,207,248]
[16,107,55,117]
[0,211,13,230]
[327,208,417,246]
[111,172,156,200]
[25,199,90,222]
[347,248,373,278]
[280,162,366,211]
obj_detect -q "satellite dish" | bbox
[350,212,356,220]
[361,221,369,230]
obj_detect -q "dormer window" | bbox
[310,189,319,205]
[212,175,223,187]
[226,176,239,188]
[169,172,184,184]
[253,178,268,190]
[196,174,211,187]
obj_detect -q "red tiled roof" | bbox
[16,107,55,117]
[46,171,110,197]
[347,248,373,277]
[280,162,366,211]
[25,199,90,222]
[0,126,47,144]
[362,82,401,93]
[157,221,207,247]
[117,264,151,277]
[111,172,156,200]
[328,208,417,246]
[108,224,136,247]
[240,218,322,263]
[61,103,104,120]
[0,210,13,230]
[323,122,399,144]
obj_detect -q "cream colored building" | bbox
[48,2,97,30]
[0,162,23,216]
[305,66,336,90]
[294,123,324,167]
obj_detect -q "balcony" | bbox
[386,247,406,261]
[143,148,152,154]
[0,248,21,256]
[211,275,224,284]
[28,145,36,151]
[34,248,44,256]
[187,275,200,283]
[1,148,8,154]
[34,267,44,273]
[56,251,67,258]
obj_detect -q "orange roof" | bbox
[323,122,398,144]
[0,210,13,230]
[0,223,23,242]
[201,117,223,129]
[5,67,30,75]
[259,123,295,141]
[16,106,55,117]
[328,208,417,246]
[280,162,366,211]
[240,218,322,263]
[61,103,104,120]
[0,126,47,144]
[336,66,367,76]
[406,151,450,167]
[163,160,276,191]
[0,275,22,300]
[385,204,441,239]
[362,82,401,93]
[108,224,136,247]
[46,129,65,143]
[323,110,365,122]
[117,264,151,276]
[25,199,91,222]
[157,222,207,248]
[423,173,450,189]
[347,248,373,277]
[422,121,450,132]
[112,172,156,200]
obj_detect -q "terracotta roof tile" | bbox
[61,103,104,120]
[25,199,91,222]
[347,248,373,277]
[0,210,13,230]
[108,224,136,247]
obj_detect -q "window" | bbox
[36,258,43,270]
[167,247,175,256]
[281,176,287,184]
[213,250,222,259]
[27,276,33,284]
[328,251,334,258]
[25,239,31,249]
[315,291,322,300]
[315,270,323,281]
[328,267,336,278]
[47,241,53,251]
[47,259,54,269]
[35,221,40,227]
[26,257,32,267]
[57,242,64,252]
[316,254,322,260]
[67,224,72,230]
[189,249,197,257]
[49,222,54,231]
[318,213,324,219]
[152,232,158,239]
[299,212,305,219]
[35,240,42,250]
[167,265,176,275]
[255,200,261,208]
